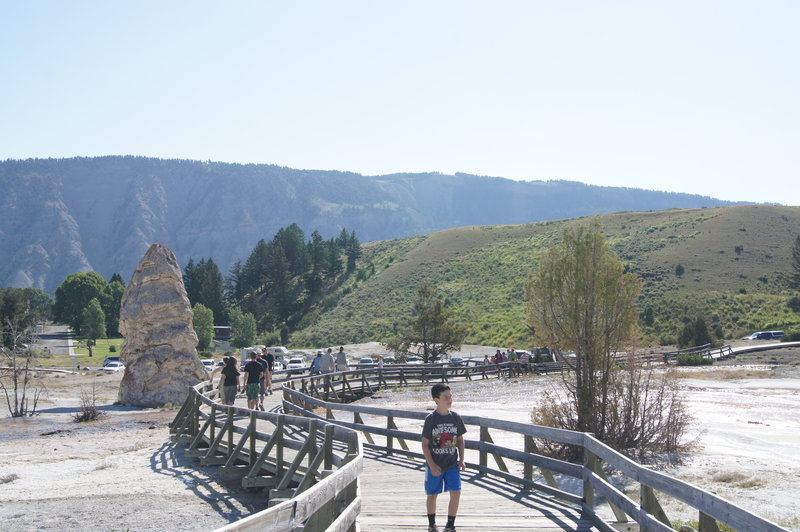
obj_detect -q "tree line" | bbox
[184,224,361,348]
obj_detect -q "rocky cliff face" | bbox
[117,243,206,408]
[0,156,738,292]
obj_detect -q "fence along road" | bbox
[173,359,790,532]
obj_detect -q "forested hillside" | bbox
[0,156,736,293]
[289,205,800,348]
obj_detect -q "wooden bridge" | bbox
[170,361,789,532]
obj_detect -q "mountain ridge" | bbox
[1,155,741,293]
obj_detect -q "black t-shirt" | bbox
[243,360,263,384]
[422,410,467,470]
[265,353,275,371]
[221,365,239,387]
[257,357,269,376]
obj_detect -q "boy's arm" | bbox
[457,435,466,471]
[421,436,441,476]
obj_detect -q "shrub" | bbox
[788,296,800,313]
[73,386,102,422]
[109,344,117,352]
[781,329,800,342]
[677,353,713,366]
[675,264,685,276]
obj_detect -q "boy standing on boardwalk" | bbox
[422,383,467,532]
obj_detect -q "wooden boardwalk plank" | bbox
[357,449,598,531]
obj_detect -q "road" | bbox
[36,324,77,367]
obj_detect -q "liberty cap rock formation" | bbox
[118,243,206,407]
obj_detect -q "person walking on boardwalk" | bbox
[320,347,335,374]
[421,383,466,532]
[210,356,240,406]
[335,346,348,372]
[257,350,270,410]
[242,351,263,410]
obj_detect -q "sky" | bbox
[2,1,799,205]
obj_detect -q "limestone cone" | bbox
[118,243,205,407]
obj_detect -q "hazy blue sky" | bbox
[2,1,798,205]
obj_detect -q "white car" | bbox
[201,359,215,371]
[99,361,125,372]
[286,357,306,374]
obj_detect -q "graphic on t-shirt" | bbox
[431,423,458,455]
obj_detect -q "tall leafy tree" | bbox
[524,224,642,435]
[192,303,214,350]
[109,272,126,286]
[81,298,106,357]
[53,272,109,333]
[229,307,257,348]
[0,288,53,348]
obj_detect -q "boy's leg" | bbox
[426,494,438,530]
[447,489,461,517]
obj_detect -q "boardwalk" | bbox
[251,382,597,531]
[357,448,597,531]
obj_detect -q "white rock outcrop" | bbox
[118,243,205,407]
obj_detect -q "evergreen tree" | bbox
[345,230,361,273]
[103,280,125,336]
[109,272,125,286]
[390,283,467,364]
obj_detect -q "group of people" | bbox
[209,348,276,411]
[308,346,348,375]
[482,349,520,365]
[210,348,467,532]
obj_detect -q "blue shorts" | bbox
[424,465,461,495]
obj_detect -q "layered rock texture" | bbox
[118,243,205,407]
[0,156,737,293]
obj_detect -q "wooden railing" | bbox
[281,366,788,532]
[170,382,362,532]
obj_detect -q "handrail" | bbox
[281,366,789,532]
[170,381,363,532]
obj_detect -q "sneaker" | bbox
[428,527,439,532]
[443,527,456,532]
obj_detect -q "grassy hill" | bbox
[290,205,800,348]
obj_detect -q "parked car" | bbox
[99,361,125,372]
[103,356,122,367]
[358,357,375,367]
[742,330,784,340]
[201,359,215,371]
[286,357,306,374]
[449,357,465,367]
[406,356,423,365]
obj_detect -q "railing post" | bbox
[249,410,257,464]
[479,425,489,468]
[582,444,596,511]
[324,423,334,470]
[524,435,534,480]
[387,415,394,455]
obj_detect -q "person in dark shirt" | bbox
[210,356,240,406]
[242,352,263,410]
[421,383,466,532]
